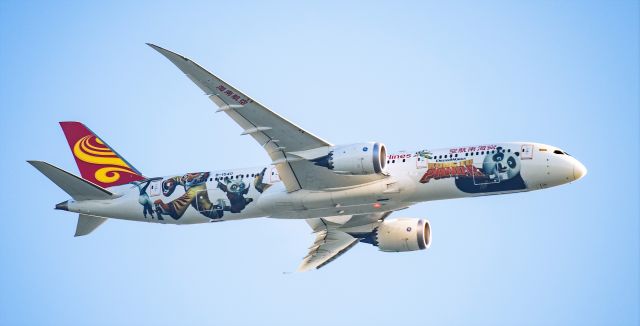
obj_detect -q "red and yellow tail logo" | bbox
[60,122,144,188]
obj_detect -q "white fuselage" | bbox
[64,142,586,224]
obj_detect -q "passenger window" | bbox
[402,159,406,162]
[392,160,395,163]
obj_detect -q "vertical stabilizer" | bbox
[59,121,144,188]
[75,214,107,237]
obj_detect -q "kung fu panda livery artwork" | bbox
[455,146,527,193]
[28,45,588,272]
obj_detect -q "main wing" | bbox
[148,44,386,191]
[298,211,392,271]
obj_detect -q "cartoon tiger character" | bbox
[153,172,223,220]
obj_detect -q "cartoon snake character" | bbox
[132,177,162,219]
[217,178,253,213]
[153,172,223,220]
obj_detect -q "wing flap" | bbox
[297,212,395,271]
[298,226,359,272]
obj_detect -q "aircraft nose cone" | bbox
[573,160,587,181]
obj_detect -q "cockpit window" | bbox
[553,150,564,155]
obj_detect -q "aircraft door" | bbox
[521,144,534,160]
[269,166,280,183]
[149,180,162,197]
[416,156,427,169]
[416,150,431,169]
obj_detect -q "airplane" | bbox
[28,44,588,271]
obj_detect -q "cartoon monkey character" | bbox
[132,177,162,219]
[153,172,223,220]
[254,167,272,194]
[217,178,253,213]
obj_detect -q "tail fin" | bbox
[27,160,114,200]
[59,121,144,187]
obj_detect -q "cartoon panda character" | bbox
[454,146,527,194]
[217,178,253,213]
[482,146,521,181]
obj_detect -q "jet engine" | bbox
[310,142,387,175]
[375,218,431,252]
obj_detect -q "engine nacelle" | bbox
[311,142,387,175]
[376,218,431,252]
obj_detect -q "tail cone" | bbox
[55,200,69,211]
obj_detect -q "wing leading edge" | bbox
[148,44,387,191]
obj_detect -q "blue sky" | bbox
[1,1,638,325]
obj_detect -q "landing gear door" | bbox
[521,144,534,160]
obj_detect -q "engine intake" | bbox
[311,142,387,175]
[375,218,431,252]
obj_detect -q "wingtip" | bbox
[146,43,190,63]
[146,42,171,54]
[296,264,314,273]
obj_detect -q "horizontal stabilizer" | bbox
[27,160,114,200]
[75,214,107,237]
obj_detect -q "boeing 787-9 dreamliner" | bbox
[29,44,587,271]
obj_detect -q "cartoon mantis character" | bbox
[417,150,433,160]
[153,172,223,220]
[132,177,162,219]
